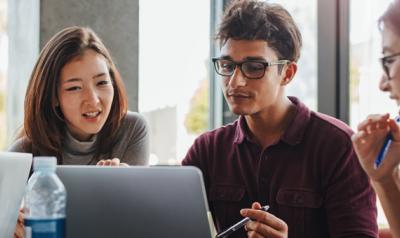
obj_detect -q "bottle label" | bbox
[25,218,65,238]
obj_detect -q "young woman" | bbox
[352,1,400,237]
[10,26,150,238]
[8,26,149,166]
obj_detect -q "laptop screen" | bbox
[0,152,32,238]
[56,166,213,238]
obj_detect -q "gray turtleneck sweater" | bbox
[8,111,149,165]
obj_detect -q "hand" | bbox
[241,202,288,238]
[96,158,129,167]
[13,209,24,238]
[351,113,400,185]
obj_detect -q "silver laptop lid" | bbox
[0,152,32,238]
[56,166,212,238]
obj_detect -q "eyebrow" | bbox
[382,46,394,54]
[219,55,267,62]
[63,72,107,83]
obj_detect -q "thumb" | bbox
[251,202,262,209]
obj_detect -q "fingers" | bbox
[241,208,287,232]
[17,210,24,223]
[14,221,24,238]
[388,118,400,141]
[246,222,285,238]
[246,230,264,238]
[241,203,288,238]
[251,202,262,210]
[96,158,127,167]
[357,114,390,131]
[110,158,120,166]
[352,130,372,152]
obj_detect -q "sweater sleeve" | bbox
[119,112,150,165]
[8,137,31,153]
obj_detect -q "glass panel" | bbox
[349,0,393,227]
[0,0,7,149]
[139,0,210,165]
[350,0,396,127]
[268,0,318,110]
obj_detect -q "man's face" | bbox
[218,39,288,116]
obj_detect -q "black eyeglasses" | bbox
[380,52,400,79]
[212,58,290,80]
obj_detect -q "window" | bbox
[0,0,7,149]
[139,0,210,165]
[349,0,396,128]
[268,0,318,111]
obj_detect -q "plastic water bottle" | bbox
[24,157,66,238]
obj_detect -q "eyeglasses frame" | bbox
[380,52,400,79]
[212,57,290,80]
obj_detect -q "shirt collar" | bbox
[233,116,247,144]
[233,96,311,146]
[281,96,311,145]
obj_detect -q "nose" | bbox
[379,74,390,92]
[227,66,247,88]
[83,87,100,106]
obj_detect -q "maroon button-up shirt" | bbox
[182,97,377,238]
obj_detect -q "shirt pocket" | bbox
[276,188,323,237]
[209,184,245,232]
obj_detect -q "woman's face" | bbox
[379,24,400,105]
[58,49,114,141]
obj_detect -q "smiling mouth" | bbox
[82,111,102,118]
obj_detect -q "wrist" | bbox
[372,176,398,190]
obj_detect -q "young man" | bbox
[182,0,377,237]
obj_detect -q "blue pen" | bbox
[375,117,400,168]
[215,205,269,238]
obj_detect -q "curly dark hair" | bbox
[216,0,302,62]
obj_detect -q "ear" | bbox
[280,62,297,86]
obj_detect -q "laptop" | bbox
[56,166,213,238]
[0,152,32,238]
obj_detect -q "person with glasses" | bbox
[182,0,377,237]
[352,1,400,238]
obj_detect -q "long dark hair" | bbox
[19,26,128,163]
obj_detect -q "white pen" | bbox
[215,205,270,238]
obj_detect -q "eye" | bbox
[97,80,111,86]
[217,60,231,68]
[65,86,81,91]
[244,62,265,72]
[383,58,395,66]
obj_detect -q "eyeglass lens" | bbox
[215,60,266,79]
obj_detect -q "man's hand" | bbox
[96,158,129,167]
[352,113,400,185]
[13,209,24,238]
[241,202,288,238]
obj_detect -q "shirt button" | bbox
[295,195,304,204]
